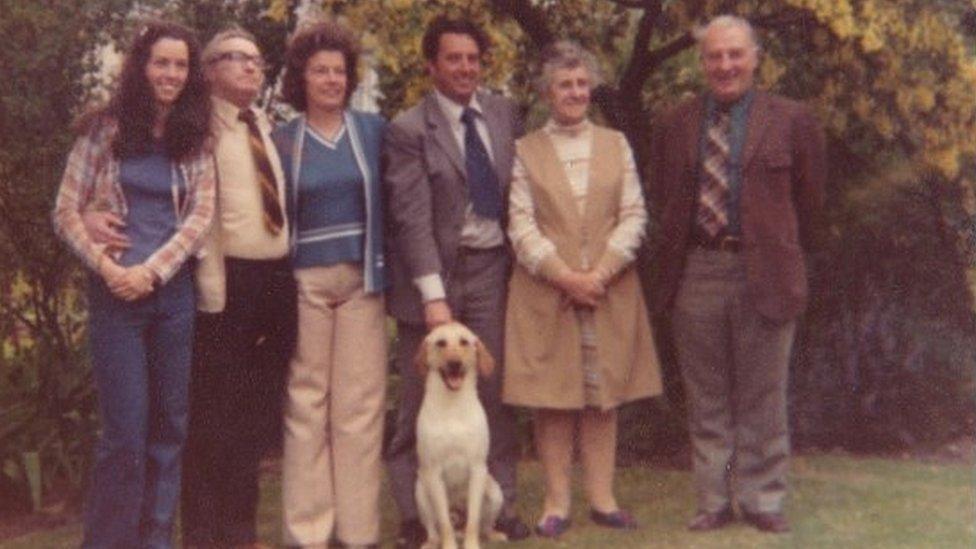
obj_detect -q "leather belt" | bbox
[459,245,505,256]
[693,235,742,253]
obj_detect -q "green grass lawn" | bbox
[4,454,974,548]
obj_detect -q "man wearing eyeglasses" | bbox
[85,27,295,548]
[180,27,295,548]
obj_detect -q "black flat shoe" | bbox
[495,514,531,541]
[534,515,571,538]
[590,509,639,529]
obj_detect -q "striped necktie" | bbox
[238,108,284,234]
[696,110,732,239]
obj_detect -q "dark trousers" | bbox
[180,257,296,545]
[83,267,195,549]
[387,247,519,521]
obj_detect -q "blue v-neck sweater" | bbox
[272,110,387,294]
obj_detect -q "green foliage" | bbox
[0,0,136,510]
[149,0,293,105]
[793,166,975,450]
[0,0,292,510]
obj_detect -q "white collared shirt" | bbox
[210,96,289,259]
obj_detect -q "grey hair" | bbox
[202,26,259,64]
[534,40,603,95]
[693,15,761,53]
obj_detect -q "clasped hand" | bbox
[554,270,605,307]
[99,260,156,301]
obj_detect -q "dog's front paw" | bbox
[462,539,481,549]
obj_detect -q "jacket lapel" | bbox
[480,93,509,187]
[684,97,705,174]
[423,93,466,177]
[741,91,771,169]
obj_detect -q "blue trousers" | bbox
[82,267,195,549]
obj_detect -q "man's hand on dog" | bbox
[424,299,453,330]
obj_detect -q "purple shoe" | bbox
[534,515,571,538]
[590,509,639,529]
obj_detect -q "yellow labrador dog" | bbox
[414,322,505,549]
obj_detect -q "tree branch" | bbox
[487,0,553,48]
[605,0,650,8]
[751,10,818,35]
[619,0,663,98]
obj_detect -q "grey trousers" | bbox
[672,249,795,514]
[386,247,519,521]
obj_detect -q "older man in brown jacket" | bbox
[648,15,826,533]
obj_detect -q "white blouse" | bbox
[508,119,648,280]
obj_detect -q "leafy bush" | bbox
[792,168,975,451]
[628,164,975,457]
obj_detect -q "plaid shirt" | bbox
[52,117,216,284]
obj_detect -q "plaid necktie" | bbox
[238,109,284,234]
[697,110,732,239]
[460,107,502,219]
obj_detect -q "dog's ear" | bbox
[414,339,429,378]
[476,339,495,378]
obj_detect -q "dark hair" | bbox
[104,20,210,161]
[421,16,490,62]
[280,21,360,112]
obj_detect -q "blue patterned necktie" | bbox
[460,107,502,219]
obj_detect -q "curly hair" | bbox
[280,21,360,112]
[105,20,211,160]
[421,15,490,62]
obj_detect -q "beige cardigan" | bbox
[503,124,662,410]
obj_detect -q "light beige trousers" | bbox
[282,264,387,546]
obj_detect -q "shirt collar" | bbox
[212,95,254,129]
[543,117,591,138]
[706,89,754,119]
[434,89,484,128]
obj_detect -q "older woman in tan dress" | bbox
[503,41,662,537]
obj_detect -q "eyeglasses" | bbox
[211,51,266,70]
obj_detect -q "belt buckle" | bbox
[717,236,740,252]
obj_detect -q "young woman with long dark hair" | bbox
[52,20,215,548]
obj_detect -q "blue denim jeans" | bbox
[82,266,195,549]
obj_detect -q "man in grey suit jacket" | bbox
[383,15,529,549]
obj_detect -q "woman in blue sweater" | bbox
[271,21,386,549]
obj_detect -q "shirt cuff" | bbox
[594,247,632,284]
[536,253,572,283]
[413,273,446,303]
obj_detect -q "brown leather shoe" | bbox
[687,507,734,531]
[742,510,791,533]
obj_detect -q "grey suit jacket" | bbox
[383,91,521,323]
